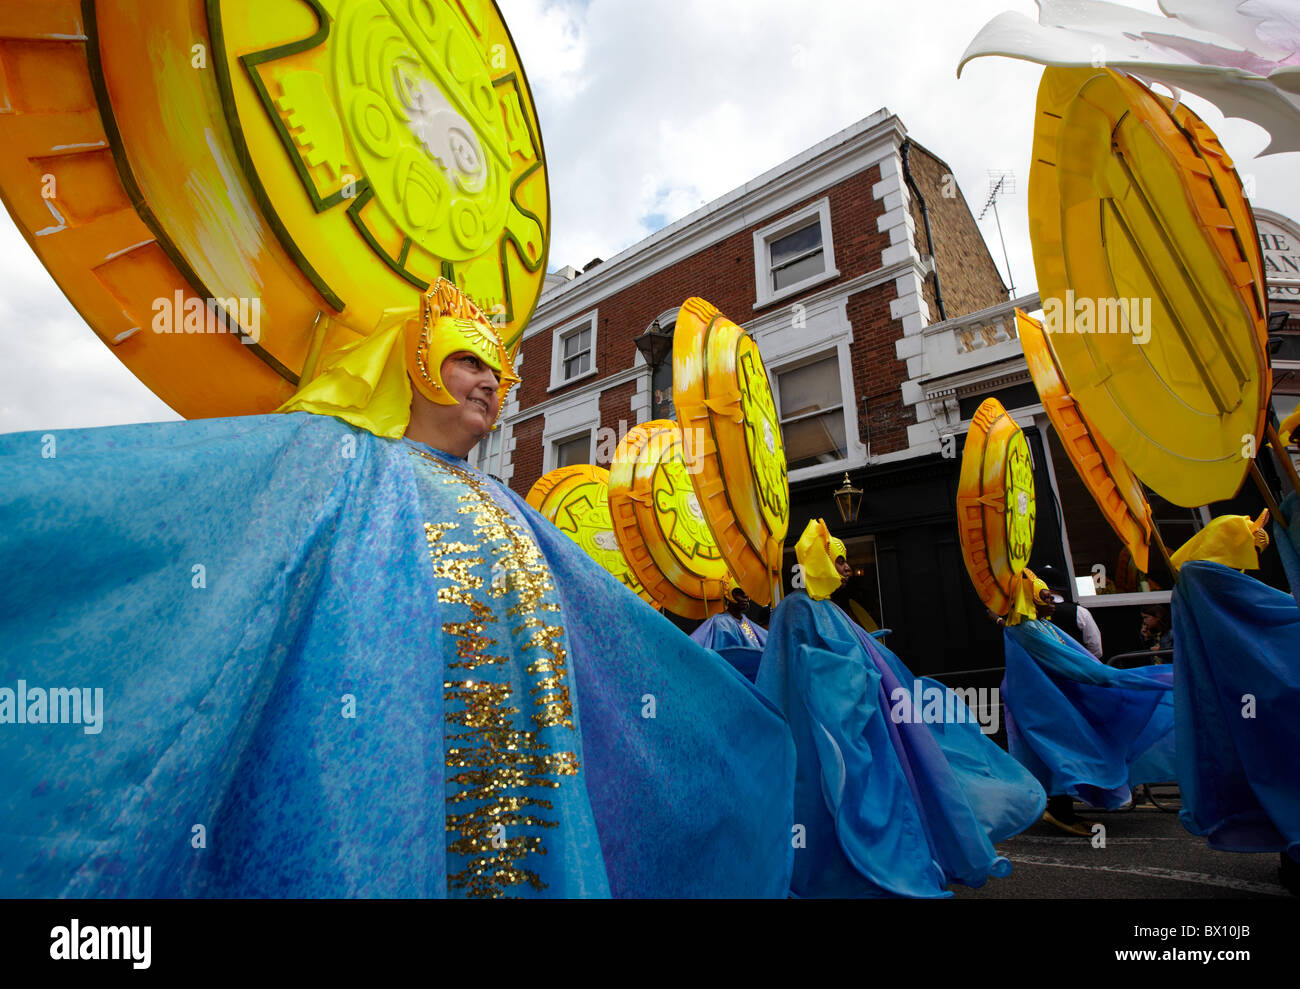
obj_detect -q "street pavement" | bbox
[955,788,1294,899]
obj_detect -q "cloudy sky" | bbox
[2,0,1297,434]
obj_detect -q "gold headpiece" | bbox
[277,278,523,439]
[722,572,744,603]
[795,519,843,601]
[1170,511,1270,572]
[405,279,520,419]
[1003,567,1048,626]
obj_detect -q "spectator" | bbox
[1036,564,1103,659]
[1140,604,1173,652]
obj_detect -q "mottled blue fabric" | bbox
[690,613,766,682]
[1278,493,1300,608]
[0,412,796,898]
[755,593,1044,898]
[1002,620,1175,810]
[1172,561,1300,856]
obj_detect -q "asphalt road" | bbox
[954,788,1293,899]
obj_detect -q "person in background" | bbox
[1169,512,1300,895]
[755,519,1045,897]
[689,575,768,682]
[999,573,1176,838]
[1036,564,1103,659]
[1139,604,1173,653]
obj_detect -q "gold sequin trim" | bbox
[413,450,580,897]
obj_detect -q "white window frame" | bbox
[472,424,507,476]
[548,429,594,473]
[549,311,598,391]
[771,348,853,483]
[752,197,839,309]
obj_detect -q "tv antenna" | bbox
[979,170,1016,299]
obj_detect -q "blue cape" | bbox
[1002,621,1175,810]
[755,593,1044,898]
[690,612,767,682]
[1172,561,1300,856]
[1277,493,1300,608]
[0,413,796,897]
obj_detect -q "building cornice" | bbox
[923,360,1031,401]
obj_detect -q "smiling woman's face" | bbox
[440,351,500,429]
[406,350,501,458]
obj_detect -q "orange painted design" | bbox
[1018,309,1153,573]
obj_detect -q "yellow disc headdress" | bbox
[0,2,548,420]
[279,279,518,438]
[673,296,789,606]
[795,519,842,602]
[956,397,1037,618]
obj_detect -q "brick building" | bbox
[474,112,1299,677]
[470,110,1024,673]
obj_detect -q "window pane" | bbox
[564,327,590,358]
[475,429,501,470]
[769,221,821,267]
[782,411,846,470]
[778,357,841,419]
[564,351,590,378]
[555,434,588,467]
[652,357,675,420]
[772,250,825,290]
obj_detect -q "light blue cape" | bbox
[0,412,796,897]
[1277,493,1300,608]
[690,612,767,682]
[755,592,1044,898]
[1172,560,1300,856]
[1002,620,1176,810]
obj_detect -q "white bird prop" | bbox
[959,0,1300,154]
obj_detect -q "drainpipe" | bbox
[901,139,947,323]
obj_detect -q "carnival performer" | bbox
[999,574,1175,837]
[1168,512,1300,892]
[1278,492,1300,609]
[689,575,768,682]
[755,519,1045,898]
[0,280,797,899]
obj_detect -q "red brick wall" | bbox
[517,164,888,414]
[848,282,914,455]
[595,380,637,468]
[511,414,544,496]
[905,142,1007,319]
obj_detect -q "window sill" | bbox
[753,267,841,311]
[787,455,857,486]
[547,367,600,393]
[1074,590,1173,609]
